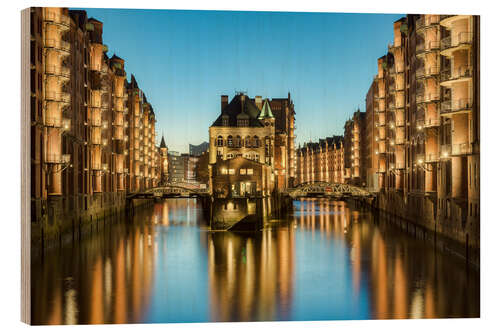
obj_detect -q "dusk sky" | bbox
[78,8,403,153]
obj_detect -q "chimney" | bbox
[221,95,228,112]
[255,96,262,109]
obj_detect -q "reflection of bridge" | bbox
[284,181,374,199]
[126,182,210,200]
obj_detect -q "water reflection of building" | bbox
[31,208,157,324]
[207,229,295,322]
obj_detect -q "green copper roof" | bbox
[258,99,274,119]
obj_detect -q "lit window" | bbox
[240,169,246,175]
[247,169,253,175]
[228,169,235,175]
[220,168,228,175]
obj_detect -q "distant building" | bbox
[168,151,184,183]
[344,109,366,186]
[296,136,344,185]
[189,142,209,156]
[183,154,199,183]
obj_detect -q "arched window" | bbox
[253,136,259,148]
[227,135,233,147]
[245,136,251,147]
[236,135,241,148]
[217,136,223,146]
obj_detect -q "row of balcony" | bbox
[441,32,473,52]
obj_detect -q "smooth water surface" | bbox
[31,198,479,324]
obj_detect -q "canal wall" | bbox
[209,192,293,231]
[31,194,155,258]
[371,190,479,267]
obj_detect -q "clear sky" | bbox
[76,8,403,153]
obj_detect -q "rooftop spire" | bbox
[160,134,167,148]
[258,99,274,119]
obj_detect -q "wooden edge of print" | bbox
[21,7,31,325]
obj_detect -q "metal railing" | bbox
[45,154,70,164]
[452,143,472,155]
[441,98,473,114]
[44,38,70,53]
[416,66,440,79]
[440,144,451,158]
[417,93,440,104]
[440,65,473,82]
[416,15,440,31]
[45,91,70,103]
[423,118,440,127]
[441,32,473,51]
[45,64,70,78]
[43,11,70,28]
[426,153,439,162]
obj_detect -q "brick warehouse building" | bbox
[29,7,161,248]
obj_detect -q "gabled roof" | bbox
[211,94,264,128]
[258,99,274,119]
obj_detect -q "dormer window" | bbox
[222,115,229,127]
[238,119,249,127]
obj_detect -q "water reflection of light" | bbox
[410,289,424,319]
[105,258,112,311]
[64,288,78,324]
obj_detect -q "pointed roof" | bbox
[160,135,167,148]
[258,99,274,119]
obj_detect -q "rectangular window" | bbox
[220,168,228,175]
[240,169,246,175]
[247,169,253,175]
[228,169,235,175]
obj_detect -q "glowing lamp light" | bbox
[418,159,423,164]
[443,152,449,158]
[417,125,423,131]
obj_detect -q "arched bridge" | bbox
[127,182,210,200]
[284,181,374,199]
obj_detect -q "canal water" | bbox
[31,198,479,324]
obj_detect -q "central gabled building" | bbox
[209,93,276,197]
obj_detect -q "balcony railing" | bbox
[45,64,70,78]
[440,65,473,83]
[441,32,473,51]
[416,15,440,31]
[452,143,473,155]
[395,162,405,169]
[416,41,440,55]
[441,98,473,114]
[45,91,70,103]
[416,66,440,79]
[425,153,439,163]
[441,144,451,158]
[43,11,70,29]
[417,93,440,104]
[395,120,405,127]
[46,154,70,164]
[423,118,440,128]
[44,38,71,53]
[395,137,405,145]
[90,118,102,126]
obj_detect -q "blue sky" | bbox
[77,8,403,153]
